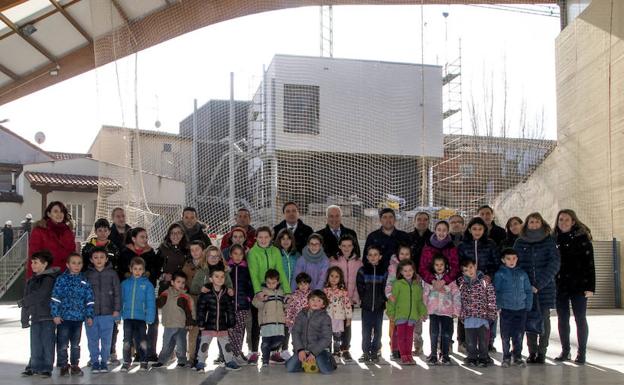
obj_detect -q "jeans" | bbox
[85,315,115,365]
[527,308,551,356]
[56,320,82,367]
[261,335,284,363]
[396,323,415,358]
[465,326,488,361]
[123,319,147,364]
[30,320,56,373]
[158,327,187,364]
[286,350,336,374]
[429,314,454,357]
[557,294,588,356]
[282,327,291,352]
[499,309,527,360]
[146,311,159,358]
[361,309,384,355]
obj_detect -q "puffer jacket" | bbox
[419,241,460,284]
[19,267,60,327]
[459,272,497,321]
[189,263,233,296]
[514,232,560,309]
[323,287,352,321]
[84,264,121,316]
[247,243,291,294]
[285,288,310,327]
[291,308,333,356]
[119,246,160,286]
[458,234,500,277]
[157,287,194,328]
[50,271,95,321]
[356,261,388,312]
[81,238,120,274]
[494,265,533,311]
[196,284,235,331]
[556,227,595,296]
[252,285,286,327]
[423,276,461,317]
[120,275,156,323]
[280,248,299,290]
[386,279,428,321]
[330,254,363,305]
[27,219,75,278]
[228,259,253,311]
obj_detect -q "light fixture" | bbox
[20,24,37,36]
[49,65,60,76]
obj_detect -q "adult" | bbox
[27,201,76,278]
[273,202,313,254]
[108,207,131,252]
[177,207,212,247]
[553,209,595,365]
[419,220,460,285]
[448,214,465,246]
[408,211,433,268]
[477,205,506,248]
[513,212,560,364]
[316,205,360,258]
[156,223,189,293]
[502,216,523,249]
[21,213,33,236]
[363,208,411,266]
[2,220,13,254]
[220,208,257,251]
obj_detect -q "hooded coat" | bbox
[19,266,60,327]
[27,219,75,278]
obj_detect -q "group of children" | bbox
[19,218,534,378]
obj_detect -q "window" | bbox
[0,172,12,192]
[67,203,84,239]
[283,84,320,134]
[163,143,172,152]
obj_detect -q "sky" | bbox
[0,4,561,152]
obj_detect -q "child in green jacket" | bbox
[387,260,428,365]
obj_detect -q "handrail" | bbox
[0,232,28,299]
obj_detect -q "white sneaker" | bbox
[280,350,292,360]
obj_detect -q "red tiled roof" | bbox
[47,152,92,161]
[24,171,121,190]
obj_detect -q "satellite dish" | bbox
[34,131,46,145]
[154,120,161,129]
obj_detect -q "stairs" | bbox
[0,232,28,299]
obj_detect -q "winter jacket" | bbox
[182,259,202,293]
[27,219,75,278]
[494,265,533,311]
[386,279,428,322]
[488,221,507,248]
[408,228,433,268]
[423,277,461,317]
[556,227,595,296]
[196,284,235,331]
[50,271,95,321]
[285,288,310,327]
[220,225,257,251]
[120,275,156,323]
[316,224,361,259]
[247,243,291,294]
[176,220,212,248]
[459,272,497,322]
[189,263,233,296]
[501,233,519,250]
[330,254,363,305]
[108,224,130,252]
[450,232,464,247]
[81,238,120,276]
[356,261,388,312]
[273,219,314,254]
[363,227,411,266]
[119,245,161,286]
[19,267,60,327]
[228,259,253,311]
[291,308,333,356]
[252,285,287,327]
[514,231,560,309]
[458,235,500,278]
[84,264,121,316]
[294,246,329,290]
[156,242,188,293]
[157,287,194,328]
[280,248,300,290]
[323,287,352,321]
[419,240,460,284]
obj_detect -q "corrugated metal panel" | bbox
[588,241,617,309]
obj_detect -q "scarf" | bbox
[522,228,548,243]
[47,219,68,237]
[429,234,452,249]
[301,246,327,264]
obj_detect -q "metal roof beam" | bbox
[0,12,57,64]
[0,61,18,80]
[49,0,92,44]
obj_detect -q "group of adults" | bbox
[26,200,595,363]
[2,213,33,254]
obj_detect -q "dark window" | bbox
[284,84,320,134]
[163,143,172,152]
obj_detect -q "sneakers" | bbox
[247,352,259,365]
[213,356,225,365]
[501,359,511,368]
[535,354,546,364]
[151,362,165,369]
[177,362,187,368]
[20,369,34,377]
[146,355,159,363]
[195,363,206,372]
[513,358,527,368]
[109,353,120,365]
[332,351,342,359]
[280,350,292,360]
[120,363,131,372]
[261,362,269,368]
[477,359,488,368]
[70,365,83,376]
[269,352,285,364]
[342,351,353,362]
[390,351,401,361]
[426,355,438,365]
[526,353,538,364]
[412,347,422,356]
[358,353,370,363]
[440,356,452,366]
[139,362,149,371]
[233,355,248,366]
[100,364,109,373]
[370,352,380,363]
[225,361,241,371]
[91,362,101,373]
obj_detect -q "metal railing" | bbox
[0,232,28,299]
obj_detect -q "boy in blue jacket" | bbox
[120,256,156,371]
[494,248,533,368]
[50,252,95,376]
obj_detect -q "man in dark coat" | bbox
[478,205,506,248]
[177,207,212,247]
[108,207,131,252]
[363,208,411,266]
[316,205,360,258]
[273,202,313,254]
[408,211,433,268]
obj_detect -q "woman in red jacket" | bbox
[27,201,76,278]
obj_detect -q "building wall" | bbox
[0,129,53,165]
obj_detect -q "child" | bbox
[182,240,205,366]
[385,244,416,359]
[156,223,188,294]
[323,267,352,358]
[329,234,362,361]
[81,218,120,273]
[423,254,461,365]
[223,226,248,261]
[252,269,288,367]
[285,290,336,374]
[356,246,388,363]
[196,268,240,371]
[227,244,254,364]
[84,247,121,373]
[51,252,95,376]
[494,248,533,368]
[19,250,60,378]
[459,259,497,367]
[190,246,233,295]
[152,271,194,369]
[386,260,428,365]
[120,257,156,372]
[275,228,299,294]
[294,233,329,290]
[285,273,312,338]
